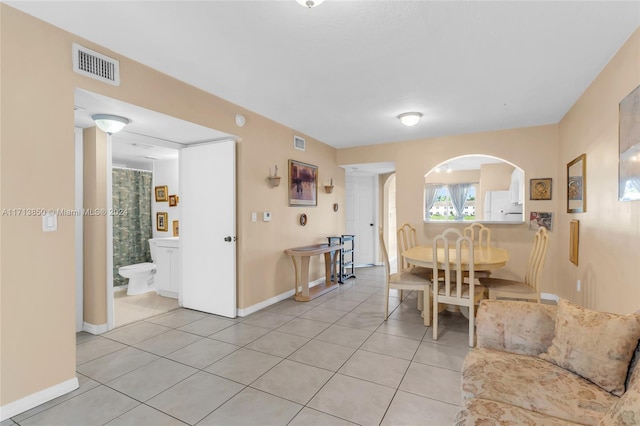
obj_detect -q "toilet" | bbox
[118,263,156,295]
[118,239,158,296]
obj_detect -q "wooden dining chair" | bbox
[380,228,431,326]
[397,223,431,278]
[479,227,549,302]
[463,223,492,279]
[432,228,486,347]
[463,223,491,248]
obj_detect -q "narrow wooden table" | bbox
[285,243,344,302]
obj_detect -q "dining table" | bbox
[401,244,509,316]
[402,245,509,272]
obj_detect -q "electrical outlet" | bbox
[577,279,581,292]
[263,212,272,222]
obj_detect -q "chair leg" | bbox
[417,290,423,312]
[432,293,438,341]
[399,290,404,302]
[385,287,390,320]
[468,303,475,348]
[422,288,431,326]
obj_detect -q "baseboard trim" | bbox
[0,377,79,421]
[236,277,326,317]
[82,322,108,335]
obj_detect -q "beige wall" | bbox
[340,29,640,315]
[0,5,343,407]
[1,5,77,405]
[556,28,640,314]
[339,126,561,299]
[83,128,107,325]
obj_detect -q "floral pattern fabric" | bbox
[456,398,583,426]
[476,299,557,356]
[462,348,617,425]
[599,354,640,425]
[539,299,640,396]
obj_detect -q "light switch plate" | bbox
[43,213,57,232]
[263,212,272,222]
[251,212,257,223]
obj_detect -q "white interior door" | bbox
[180,140,236,317]
[345,175,377,265]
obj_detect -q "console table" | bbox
[285,243,343,302]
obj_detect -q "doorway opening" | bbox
[74,88,236,332]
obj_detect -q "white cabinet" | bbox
[153,239,180,299]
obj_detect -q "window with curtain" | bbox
[425,183,477,221]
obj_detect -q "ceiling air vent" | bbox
[72,43,120,86]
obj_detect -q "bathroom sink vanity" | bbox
[150,237,180,299]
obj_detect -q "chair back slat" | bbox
[463,223,491,248]
[433,228,474,302]
[379,228,391,285]
[397,223,419,272]
[524,227,549,291]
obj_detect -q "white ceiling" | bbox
[8,1,640,151]
[74,89,235,169]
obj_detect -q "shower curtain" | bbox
[112,168,153,287]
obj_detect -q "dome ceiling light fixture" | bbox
[397,112,423,127]
[91,114,130,135]
[296,0,326,8]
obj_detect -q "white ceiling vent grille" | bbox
[72,43,120,86]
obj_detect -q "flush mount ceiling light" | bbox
[397,112,423,127]
[91,114,130,135]
[296,0,325,8]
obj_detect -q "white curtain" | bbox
[448,183,472,220]
[424,184,442,219]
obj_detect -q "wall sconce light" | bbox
[397,112,423,127]
[324,178,334,193]
[91,114,130,135]
[267,165,281,187]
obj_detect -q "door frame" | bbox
[345,174,380,267]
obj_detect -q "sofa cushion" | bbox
[463,348,617,425]
[598,355,640,426]
[476,300,557,356]
[456,398,583,426]
[539,299,640,396]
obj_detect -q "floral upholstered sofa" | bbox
[456,299,640,425]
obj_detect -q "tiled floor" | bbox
[9,267,471,426]
[114,289,179,328]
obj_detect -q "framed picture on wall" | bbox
[172,220,179,237]
[567,154,586,213]
[288,159,317,206]
[530,178,552,200]
[168,194,178,207]
[619,84,640,201]
[570,219,579,265]
[156,212,168,232]
[155,186,168,202]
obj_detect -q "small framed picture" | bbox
[570,219,579,265]
[530,178,552,200]
[172,220,179,237]
[155,186,168,202]
[156,212,168,232]
[529,212,553,231]
[293,135,306,151]
[168,194,178,207]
